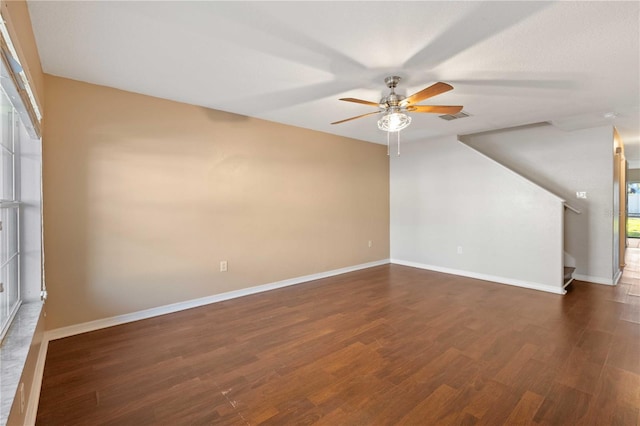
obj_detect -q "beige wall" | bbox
[43,75,389,329]
[0,0,44,110]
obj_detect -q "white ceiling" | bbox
[27,1,640,159]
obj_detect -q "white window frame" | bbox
[0,89,22,342]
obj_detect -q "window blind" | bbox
[0,15,41,138]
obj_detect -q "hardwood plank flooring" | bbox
[37,254,640,425]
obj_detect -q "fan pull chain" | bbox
[397,131,400,156]
[387,131,390,156]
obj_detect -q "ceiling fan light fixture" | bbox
[378,111,411,132]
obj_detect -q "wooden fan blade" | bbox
[406,105,463,114]
[401,82,454,106]
[331,111,380,125]
[339,98,380,107]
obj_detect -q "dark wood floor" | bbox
[37,252,640,425]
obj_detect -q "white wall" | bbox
[390,135,565,294]
[461,124,615,284]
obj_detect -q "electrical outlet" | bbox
[220,261,228,272]
[457,246,463,254]
[368,240,372,248]
[576,191,587,199]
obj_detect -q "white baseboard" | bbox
[46,259,390,342]
[391,259,566,295]
[24,338,48,426]
[573,274,615,286]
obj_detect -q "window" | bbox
[0,15,43,346]
[0,81,21,340]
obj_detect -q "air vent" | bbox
[439,111,470,121]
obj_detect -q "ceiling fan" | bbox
[331,76,463,132]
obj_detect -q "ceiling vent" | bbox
[439,111,470,121]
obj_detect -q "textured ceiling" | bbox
[27,1,640,161]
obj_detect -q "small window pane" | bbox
[0,86,14,201]
[0,254,19,325]
[0,85,13,153]
[0,208,18,264]
[0,253,18,327]
[6,255,18,317]
[0,148,12,201]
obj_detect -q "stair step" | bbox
[564,266,575,279]
[564,266,576,287]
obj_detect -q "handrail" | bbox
[564,203,581,214]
